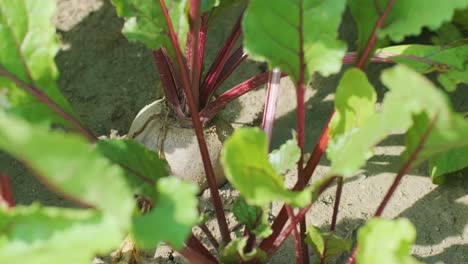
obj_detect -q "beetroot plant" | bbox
[0,0,468,264]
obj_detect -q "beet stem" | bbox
[158,0,232,244]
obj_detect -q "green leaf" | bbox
[305,225,351,263]
[379,42,468,91]
[132,177,198,250]
[429,147,468,184]
[0,0,76,126]
[233,197,261,230]
[356,218,421,264]
[394,94,468,169]
[232,198,271,239]
[222,128,317,208]
[0,205,125,264]
[201,0,219,12]
[207,0,248,19]
[111,0,188,61]
[96,139,169,200]
[242,0,347,83]
[349,0,468,51]
[268,136,300,175]
[0,112,134,220]
[454,8,468,29]
[219,237,267,264]
[431,23,463,45]
[328,65,468,177]
[329,68,377,142]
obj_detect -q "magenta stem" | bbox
[0,173,14,208]
[207,47,248,100]
[198,223,220,250]
[201,15,242,103]
[267,177,337,257]
[286,205,303,264]
[152,50,184,117]
[296,1,309,262]
[199,72,287,122]
[188,0,202,108]
[181,234,218,264]
[260,115,332,252]
[262,67,282,147]
[330,177,343,231]
[356,0,396,68]
[158,0,231,244]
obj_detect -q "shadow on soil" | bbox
[55,0,157,136]
[328,173,468,263]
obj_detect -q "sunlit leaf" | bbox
[349,0,468,52]
[242,0,347,83]
[132,177,198,250]
[356,218,421,264]
[305,225,351,263]
[328,68,376,161]
[0,205,125,264]
[111,0,188,61]
[97,139,169,200]
[328,65,468,177]
[379,42,468,91]
[0,0,76,126]
[268,136,300,175]
[222,128,320,207]
[0,112,134,220]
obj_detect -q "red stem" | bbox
[200,72,287,122]
[201,15,243,103]
[199,49,419,123]
[375,115,438,217]
[319,177,343,264]
[262,68,282,147]
[198,14,209,76]
[356,0,395,68]
[188,0,202,108]
[0,65,96,142]
[185,234,218,262]
[330,177,343,231]
[158,0,231,244]
[244,211,262,253]
[180,235,218,264]
[152,50,185,117]
[286,206,303,264]
[199,223,220,250]
[260,116,332,251]
[296,1,310,261]
[346,114,438,264]
[296,82,309,264]
[304,114,332,177]
[0,173,14,208]
[343,1,396,263]
[267,177,337,257]
[207,47,248,101]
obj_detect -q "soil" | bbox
[0,0,466,263]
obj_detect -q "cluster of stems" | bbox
[0,0,443,263]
